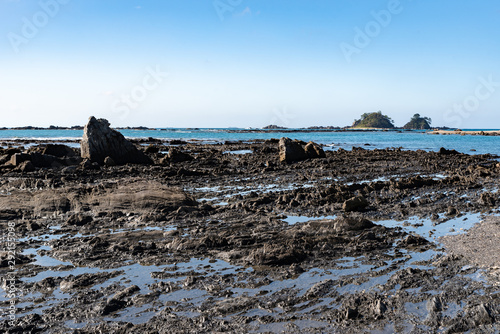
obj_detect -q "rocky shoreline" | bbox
[1,125,500,332]
[430,130,500,136]
[0,125,457,133]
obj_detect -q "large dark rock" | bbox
[43,144,76,157]
[279,137,325,163]
[279,137,308,163]
[81,117,152,165]
[29,153,59,168]
[438,147,459,155]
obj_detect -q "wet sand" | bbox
[1,139,499,333]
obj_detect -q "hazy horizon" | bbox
[1,0,499,129]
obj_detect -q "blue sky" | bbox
[0,0,499,128]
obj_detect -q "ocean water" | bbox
[0,129,499,156]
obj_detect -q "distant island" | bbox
[262,111,435,130]
[262,124,288,130]
[351,111,394,129]
[403,114,431,130]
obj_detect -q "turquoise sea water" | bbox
[1,129,500,156]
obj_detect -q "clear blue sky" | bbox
[1,0,499,128]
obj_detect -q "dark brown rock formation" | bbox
[81,117,152,165]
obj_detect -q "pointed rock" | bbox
[81,117,152,165]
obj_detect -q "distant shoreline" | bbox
[2,127,500,136]
[0,126,445,132]
[429,130,500,136]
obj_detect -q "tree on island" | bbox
[351,111,394,129]
[403,113,432,130]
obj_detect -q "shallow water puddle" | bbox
[22,245,72,267]
[283,214,337,225]
[345,176,391,185]
[17,290,73,317]
[72,225,175,239]
[231,259,387,299]
[10,255,249,322]
[342,173,447,186]
[404,301,429,321]
[194,182,316,203]
[223,150,253,155]
[103,303,158,324]
[375,212,486,241]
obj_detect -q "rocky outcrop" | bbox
[9,152,75,169]
[279,137,325,163]
[279,138,307,163]
[304,141,326,159]
[438,147,460,155]
[262,124,287,130]
[81,117,152,165]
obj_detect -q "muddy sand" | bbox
[1,139,500,333]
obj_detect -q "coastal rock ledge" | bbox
[81,116,152,165]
